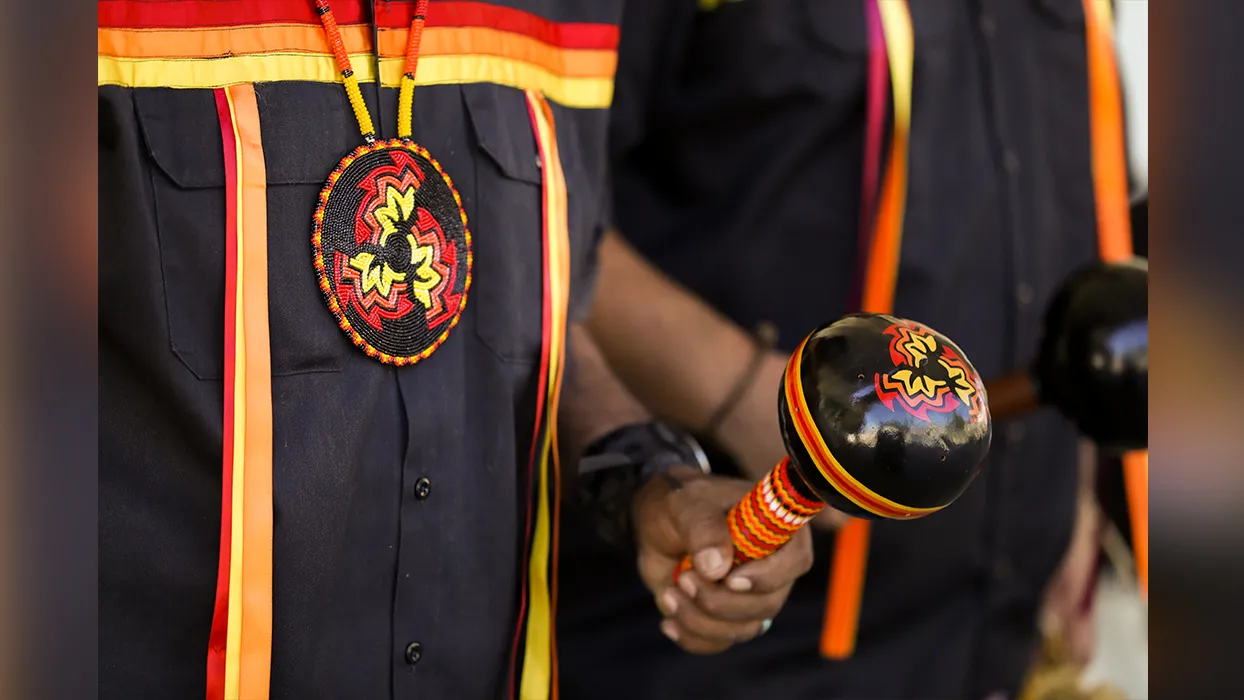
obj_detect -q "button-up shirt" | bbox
[558,0,1102,698]
[98,1,619,697]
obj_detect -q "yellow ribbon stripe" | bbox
[823,0,915,661]
[222,86,247,700]
[98,54,613,109]
[519,90,571,700]
[219,83,275,700]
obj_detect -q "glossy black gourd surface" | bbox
[777,313,993,520]
[1034,259,1147,452]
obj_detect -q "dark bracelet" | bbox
[701,321,779,438]
[576,421,709,551]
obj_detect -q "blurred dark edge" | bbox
[1151,1,1244,698]
[1,1,100,699]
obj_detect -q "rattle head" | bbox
[776,314,992,520]
[1034,258,1148,452]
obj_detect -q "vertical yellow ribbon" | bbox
[822,0,914,661]
[221,83,274,700]
[519,90,571,700]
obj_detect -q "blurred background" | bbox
[1065,4,1148,699]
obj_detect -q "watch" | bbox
[576,421,710,551]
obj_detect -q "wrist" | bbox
[630,465,706,529]
[577,422,710,550]
[701,322,779,440]
[713,351,790,478]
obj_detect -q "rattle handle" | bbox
[983,370,1040,421]
[675,457,825,582]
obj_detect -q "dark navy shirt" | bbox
[98,1,618,697]
[558,0,1102,698]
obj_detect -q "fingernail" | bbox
[678,573,697,598]
[661,620,680,642]
[661,589,680,615]
[694,549,727,578]
[726,576,753,592]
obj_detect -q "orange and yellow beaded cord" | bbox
[398,0,431,139]
[315,0,431,142]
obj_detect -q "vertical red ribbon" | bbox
[510,91,571,700]
[206,87,240,700]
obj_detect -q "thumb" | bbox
[674,498,735,582]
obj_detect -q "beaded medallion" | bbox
[312,139,471,364]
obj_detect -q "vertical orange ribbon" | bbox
[1082,0,1147,599]
[820,0,914,660]
[208,83,273,700]
[513,90,571,700]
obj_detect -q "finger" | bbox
[810,508,850,531]
[687,579,793,622]
[662,585,765,644]
[636,549,679,595]
[671,483,739,581]
[660,619,733,655]
[723,529,813,594]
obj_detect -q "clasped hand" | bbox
[630,467,813,654]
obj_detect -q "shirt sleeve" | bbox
[567,0,702,323]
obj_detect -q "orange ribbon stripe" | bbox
[1083,0,1147,599]
[208,83,274,700]
[515,90,572,700]
[232,82,275,700]
[97,25,617,79]
[821,0,914,660]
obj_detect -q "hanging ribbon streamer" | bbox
[207,82,274,700]
[847,0,891,311]
[820,0,914,660]
[510,90,572,700]
[1082,0,1147,600]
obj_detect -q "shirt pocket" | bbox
[134,87,346,380]
[461,84,548,364]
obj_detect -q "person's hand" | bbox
[716,352,849,531]
[1040,492,1103,666]
[631,467,813,654]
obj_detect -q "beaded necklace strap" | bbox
[314,0,431,142]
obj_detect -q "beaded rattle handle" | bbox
[674,457,825,583]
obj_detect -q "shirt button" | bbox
[979,15,997,37]
[414,477,432,500]
[404,641,422,665]
[1003,150,1021,174]
[1016,283,1034,306]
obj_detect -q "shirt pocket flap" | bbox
[462,83,544,186]
[135,86,360,187]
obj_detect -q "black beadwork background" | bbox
[318,144,469,358]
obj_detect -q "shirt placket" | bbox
[969,1,1039,698]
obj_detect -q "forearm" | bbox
[584,231,785,479]
[559,323,652,483]
[586,231,757,433]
